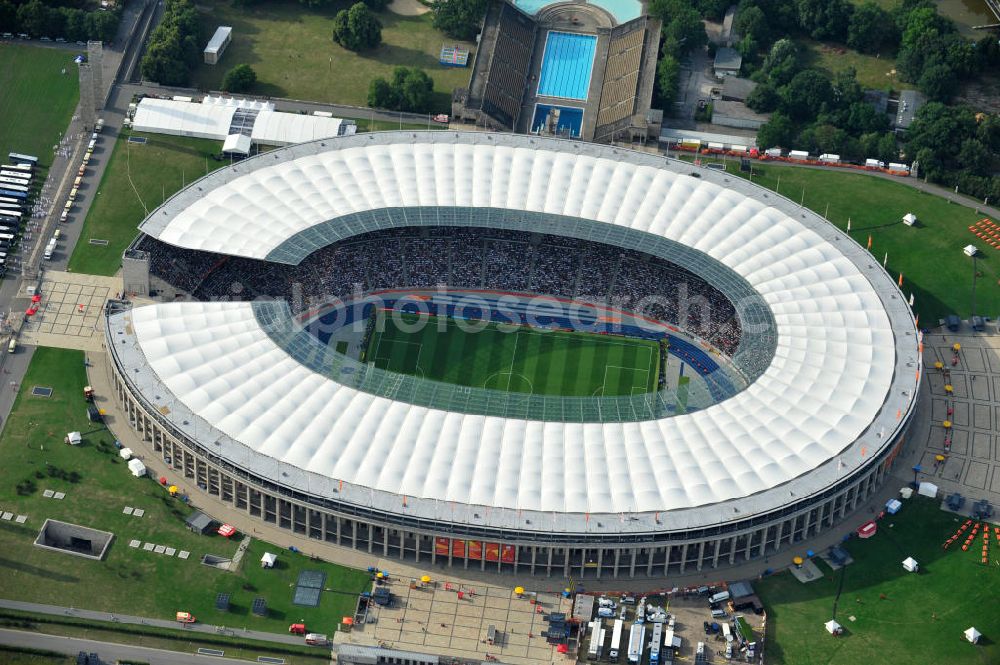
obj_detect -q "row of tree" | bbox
[907,103,1000,201]
[0,0,119,43]
[733,0,995,102]
[140,0,201,86]
[647,0,709,110]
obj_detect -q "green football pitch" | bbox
[365,313,661,397]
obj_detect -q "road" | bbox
[0,628,263,665]
[0,599,310,647]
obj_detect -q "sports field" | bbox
[365,313,660,397]
[756,497,1000,664]
[0,44,80,169]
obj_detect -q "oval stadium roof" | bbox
[118,132,921,528]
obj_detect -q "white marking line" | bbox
[506,330,520,392]
[376,338,425,377]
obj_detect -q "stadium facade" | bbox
[106,132,921,578]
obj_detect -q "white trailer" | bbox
[627,624,645,663]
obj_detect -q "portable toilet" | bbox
[902,557,918,572]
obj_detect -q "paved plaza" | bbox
[919,332,1000,508]
[19,271,117,351]
[335,579,573,665]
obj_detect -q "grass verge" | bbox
[189,0,475,112]
[0,348,368,636]
[756,497,1000,665]
[0,43,80,169]
[66,131,227,275]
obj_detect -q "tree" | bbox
[733,5,769,46]
[432,0,487,42]
[394,66,434,113]
[875,132,898,163]
[847,1,897,54]
[17,0,49,36]
[367,67,435,113]
[756,112,795,149]
[663,5,707,52]
[332,2,382,51]
[656,51,681,111]
[760,38,800,86]
[367,76,396,109]
[140,0,199,85]
[745,82,779,112]
[0,1,16,33]
[222,64,257,93]
[918,62,957,101]
[780,69,833,121]
[957,138,991,176]
[796,0,852,41]
[87,9,119,42]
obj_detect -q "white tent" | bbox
[825,620,843,635]
[66,431,81,445]
[261,551,277,568]
[964,244,978,257]
[223,133,252,156]
[918,482,939,498]
[119,447,133,460]
[902,213,917,226]
[902,556,918,572]
[965,627,981,644]
[899,487,913,499]
[127,458,146,477]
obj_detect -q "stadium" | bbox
[106,132,921,579]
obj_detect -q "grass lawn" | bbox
[677,155,999,321]
[0,348,367,636]
[366,312,661,396]
[189,0,474,112]
[0,649,73,665]
[67,132,227,276]
[799,38,910,91]
[0,44,80,169]
[756,497,1000,665]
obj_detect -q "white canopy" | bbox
[825,620,842,635]
[902,556,918,572]
[222,133,252,156]
[902,213,916,226]
[918,482,939,498]
[964,245,978,257]
[127,458,147,477]
[261,551,277,567]
[66,431,81,445]
[119,447,133,460]
[965,627,981,644]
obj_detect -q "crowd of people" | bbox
[139,226,749,358]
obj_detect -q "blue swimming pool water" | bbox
[514,0,642,24]
[531,104,584,137]
[537,32,597,101]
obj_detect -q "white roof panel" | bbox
[131,98,235,141]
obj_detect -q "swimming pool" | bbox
[514,0,642,24]
[537,32,597,101]
[531,104,585,137]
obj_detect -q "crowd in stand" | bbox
[139,226,749,358]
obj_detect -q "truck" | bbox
[865,158,885,168]
[788,150,809,160]
[888,162,909,172]
[818,153,840,163]
[43,237,56,260]
[764,148,782,158]
[175,611,196,623]
[608,619,624,662]
[305,633,328,646]
[626,623,645,663]
[95,118,105,132]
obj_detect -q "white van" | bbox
[709,591,730,605]
[7,338,16,353]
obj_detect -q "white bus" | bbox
[44,237,56,259]
[0,209,23,220]
[0,232,17,246]
[0,176,30,188]
[609,619,624,662]
[0,202,21,211]
[0,164,32,173]
[0,195,21,205]
[649,622,663,664]
[0,170,31,181]
[627,624,645,664]
[0,183,28,193]
[7,152,38,165]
